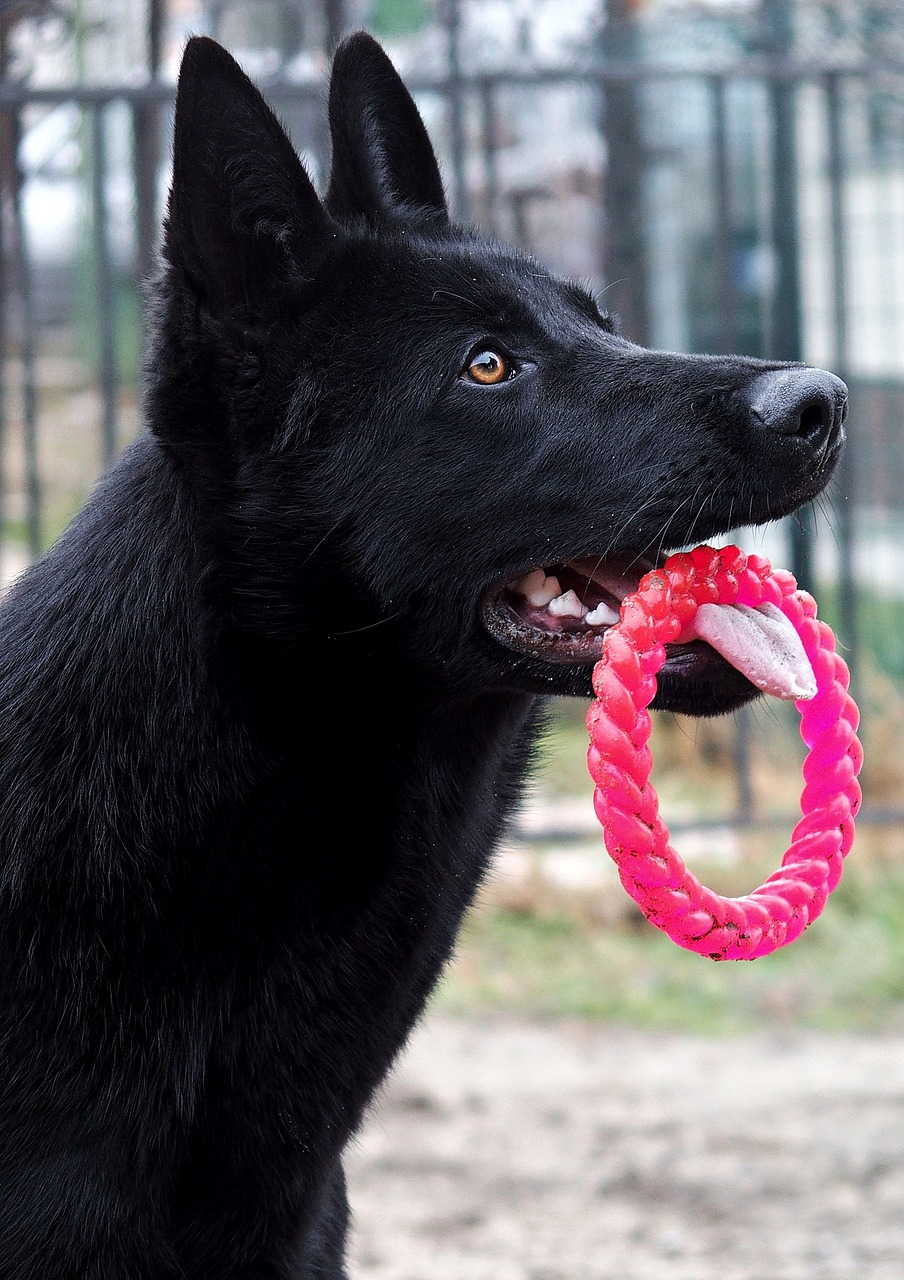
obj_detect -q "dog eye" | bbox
[464,349,512,385]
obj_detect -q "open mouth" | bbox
[483,553,666,665]
[481,549,815,705]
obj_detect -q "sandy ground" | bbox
[348,1016,904,1280]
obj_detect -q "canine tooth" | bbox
[527,575,561,607]
[585,601,620,627]
[547,589,587,619]
[515,569,547,597]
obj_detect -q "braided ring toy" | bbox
[586,544,862,960]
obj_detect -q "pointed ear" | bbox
[164,37,329,315]
[325,31,448,227]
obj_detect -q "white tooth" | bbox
[515,568,547,597]
[527,575,561,607]
[547,589,587,619]
[585,601,620,627]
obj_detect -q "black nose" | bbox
[744,368,847,456]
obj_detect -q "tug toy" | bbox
[586,545,862,960]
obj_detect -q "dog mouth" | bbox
[482,551,815,704]
[483,554,658,664]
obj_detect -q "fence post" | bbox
[597,0,650,345]
[710,74,738,355]
[478,76,500,235]
[134,0,163,295]
[92,104,118,468]
[0,13,9,579]
[442,0,469,222]
[323,0,347,51]
[10,108,40,559]
[762,0,814,591]
[825,70,858,685]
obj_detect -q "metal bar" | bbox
[0,107,8,579]
[132,0,164,292]
[323,0,346,53]
[1,58,901,108]
[710,74,737,353]
[767,87,804,353]
[0,19,8,582]
[767,69,815,589]
[509,191,531,252]
[147,0,164,72]
[717,52,758,839]
[92,105,118,467]
[788,506,815,594]
[733,706,755,824]
[712,76,755,827]
[0,82,307,108]
[478,76,500,234]
[515,803,901,843]
[825,71,858,685]
[10,108,40,558]
[132,98,158,292]
[719,0,762,827]
[762,3,814,590]
[599,0,650,344]
[1,59,903,110]
[443,0,469,221]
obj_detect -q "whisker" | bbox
[331,608,407,637]
[298,518,346,570]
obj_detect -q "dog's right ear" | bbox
[164,37,329,316]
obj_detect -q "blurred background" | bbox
[2,2,904,1274]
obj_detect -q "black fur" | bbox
[0,33,844,1278]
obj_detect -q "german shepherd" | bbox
[0,32,846,1278]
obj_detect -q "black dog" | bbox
[0,32,846,1278]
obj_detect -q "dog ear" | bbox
[325,31,448,227]
[164,36,329,315]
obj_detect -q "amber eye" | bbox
[465,349,511,385]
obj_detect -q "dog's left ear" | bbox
[164,37,330,316]
[325,31,448,227]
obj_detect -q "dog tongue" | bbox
[689,601,817,701]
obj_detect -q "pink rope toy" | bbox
[586,544,863,960]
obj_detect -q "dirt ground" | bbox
[347,1016,904,1280]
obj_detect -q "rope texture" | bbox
[586,545,863,960]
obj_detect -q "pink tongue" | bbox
[689,602,817,701]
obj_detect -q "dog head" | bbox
[150,34,846,715]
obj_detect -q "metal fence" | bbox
[2,0,904,834]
